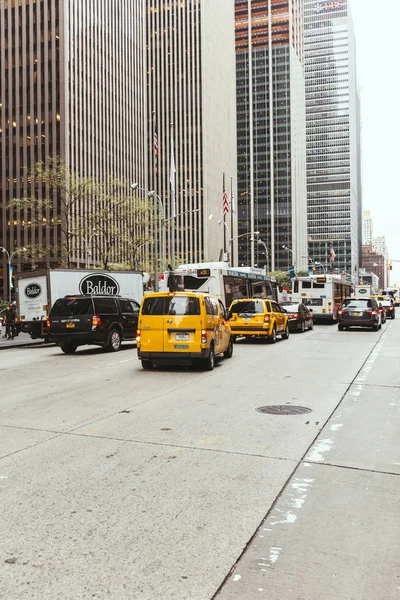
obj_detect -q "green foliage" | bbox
[296,271,309,277]
[269,270,291,290]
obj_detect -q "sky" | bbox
[350,0,400,287]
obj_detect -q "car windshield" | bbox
[381,301,392,307]
[342,299,372,308]
[230,300,264,314]
[50,297,94,316]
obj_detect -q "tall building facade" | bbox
[304,0,361,281]
[146,0,237,266]
[363,209,373,244]
[0,0,146,298]
[234,0,308,273]
[1,0,237,299]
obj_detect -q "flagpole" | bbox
[170,123,176,270]
[153,111,159,291]
[230,176,234,267]
[223,172,227,259]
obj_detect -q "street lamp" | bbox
[1,246,27,303]
[255,239,269,273]
[82,230,98,269]
[209,215,231,264]
[282,244,296,271]
[314,261,326,274]
[127,241,148,270]
[131,183,165,291]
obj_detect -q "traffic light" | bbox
[312,266,316,274]
[389,263,393,270]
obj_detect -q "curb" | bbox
[0,339,55,351]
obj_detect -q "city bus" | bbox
[290,274,352,322]
[161,262,278,307]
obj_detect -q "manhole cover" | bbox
[256,405,312,415]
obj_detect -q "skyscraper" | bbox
[146,0,237,266]
[304,0,361,280]
[0,1,237,299]
[0,0,146,298]
[234,0,308,273]
[363,210,373,245]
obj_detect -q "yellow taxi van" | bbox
[228,298,290,343]
[136,292,233,370]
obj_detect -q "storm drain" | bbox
[256,405,312,415]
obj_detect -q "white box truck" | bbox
[354,284,373,298]
[15,269,144,339]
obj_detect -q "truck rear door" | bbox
[139,296,166,353]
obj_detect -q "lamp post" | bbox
[82,230,98,269]
[127,241,148,271]
[1,246,27,303]
[256,239,269,273]
[314,261,326,274]
[282,244,296,272]
[131,183,165,291]
[208,215,231,264]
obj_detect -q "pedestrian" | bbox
[0,315,3,337]
[5,303,17,340]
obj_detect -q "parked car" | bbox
[381,299,396,319]
[281,302,314,333]
[136,292,233,370]
[49,295,140,353]
[228,298,289,343]
[338,297,381,331]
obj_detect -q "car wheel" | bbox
[281,325,290,340]
[268,328,277,344]
[338,324,344,331]
[231,335,237,343]
[107,328,122,352]
[205,345,215,370]
[60,342,77,354]
[141,359,153,370]
[372,323,379,331]
[224,337,233,358]
[300,321,305,333]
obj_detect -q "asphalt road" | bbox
[1,318,399,599]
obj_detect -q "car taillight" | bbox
[92,315,101,327]
[264,315,271,323]
[136,329,141,343]
[201,329,207,344]
[389,307,394,310]
[366,310,376,315]
[338,310,344,315]
[46,316,50,328]
[289,313,298,318]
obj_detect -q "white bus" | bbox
[291,274,352,322]
[161,262,278,307]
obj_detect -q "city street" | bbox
[1,320,399,600]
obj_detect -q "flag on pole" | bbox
[153,115,159,175]
[230,186,235,214]
[223,175,229,217]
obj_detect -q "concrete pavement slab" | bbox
[0,433,295,600]
[0,425,59,459]
[217,462,400,600]
[305,383,400,474]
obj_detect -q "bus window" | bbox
[302,281,312,289]
[293,281,299,293]
[251,280,267,297]
[313,282,325,289]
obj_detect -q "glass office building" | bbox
[304,0,361,280]
[235,0,308,272]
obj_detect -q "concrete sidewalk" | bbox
[0,331,52,350]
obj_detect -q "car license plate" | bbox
[353,312,361,316]
[66,323,75,328]
[176,333,189,341]
[242,317,250,322]
[174,344,189,349]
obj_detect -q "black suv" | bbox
[49,295,140,353]
[338,297,381,331]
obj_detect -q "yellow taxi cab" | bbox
[136,291,233,370]
[228,298,289,343]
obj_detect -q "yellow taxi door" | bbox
[163,294,202,354]
[139,295,166,353]
[218,299,231,351]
